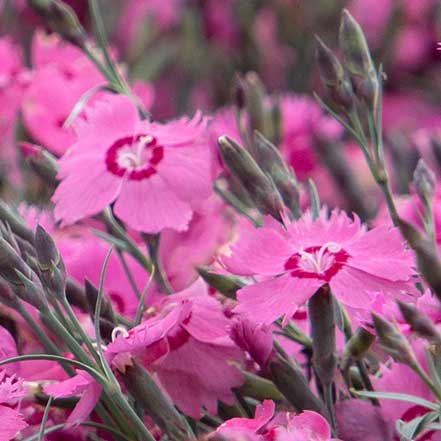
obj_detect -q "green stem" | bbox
[413,362,441,403]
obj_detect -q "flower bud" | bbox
[84,279,116,325]
[35,225,66,294]
[339,9,378,107]
[372,312,418,368]
[196,267,246,299]
[14,270,48,311]
[236,72,267,136]
[122,362,195,441]
[315,35,354,110]
[0,236,33,286]
[20,143,58,188]
[413,159,436,204]
[397,301,441,345]
[0,200,34,244]
[218,136,284,222]
[27,0,86,48]
[308,285,337,389]
[0,277,20,310]
[269,353,328,417]
[341,327,375,371]
[253,132,301,219]
[398,218,441,301]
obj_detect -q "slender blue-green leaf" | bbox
[38,396,53,441]
[351,389,440,411]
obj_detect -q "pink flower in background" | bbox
[0,327,18,376]
[53,94,213,233]
[108,279,244,417]
[0,371,28,441]
[45,370,102,426]
[159,196,232,291]
[224,209,416,325]
[21,30,106,155]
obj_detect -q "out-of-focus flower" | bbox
[224,209,415,325]
[108,279,244,418]
[53,94,213,233]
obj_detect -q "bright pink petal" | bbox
[217,400,275,436]
[66,381,102,426]
[0,405,27,441]
[330,266,415,309]
[223,222,293,276]
[44,370,93,398]
[286,411,331,440]
[156,338,244,418]
[114,175,193,233]
[235,275,323,325]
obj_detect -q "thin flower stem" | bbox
[117,250,141,299]
[324,384,337,437]
[102,208,153,273]
[413,362,441,403]
[355,360,379,406]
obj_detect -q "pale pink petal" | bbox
[235,276,323,325]
[53,161,121,225]
[286,411,331,440]
[159,144,212,203]
[0,405,27,441]
[114,175,193,233]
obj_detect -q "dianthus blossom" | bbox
[224,209,416,325]
[53,94,212,233]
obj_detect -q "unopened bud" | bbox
[413,159,436,204]
[398,218,441,301]
[14,270,48,311]
[0,200,34,244]
[372,312,418,368]
[0,278,20,310]
[84,279,116,325]
[308,286,337,389]
[398,301,441,345]
[218,136,284,222]
[196,267,246,299]
[269,353,328,417]
[339,9,378,106]
[341,327,375,371]
[27,0,86,47]
[236,72,267,136]
[253,132,301,219]
[20,143,58,188]
[315,35,354,110]
[431,136,441,170]
[35,225,66,294]
[0,236,33,286]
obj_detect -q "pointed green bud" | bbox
[315,35,354,110]
[0,236,33,286]
[35,225,66,294]
[398,301,441,345]
[341,327,375,371]
[0,200,34,244]
[253,131,301,219]
[27,0,86,47]
[339,9,378,106]
[196,267,246,299]
[20,143,58,188]
[218,136,284,222]
[372,312,418,368]
[413,159,436,204]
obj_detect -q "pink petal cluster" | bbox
[108,279,244,417]
[215,400,339,441]
[224,209,416,325]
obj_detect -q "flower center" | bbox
[105,133,164,181]
[284,242,349,281]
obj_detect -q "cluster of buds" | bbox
[315,10,378,113]
[217,72,301,223]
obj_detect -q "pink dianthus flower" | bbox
[53,94,212,233]
[224,209,416,325]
